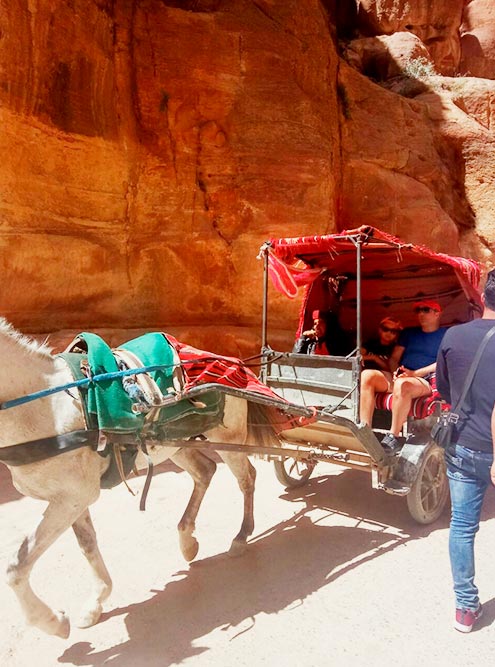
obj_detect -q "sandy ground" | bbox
[1,457,494,667]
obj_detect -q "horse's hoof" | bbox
[180,537,199,562]
[228,540,247,558]
[44,610,70,639]
[76,602,102,628]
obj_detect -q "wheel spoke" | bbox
[407,447,448,524]
[288,459,298,475]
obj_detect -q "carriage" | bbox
[257,225,483,524]
[0,225,483,637]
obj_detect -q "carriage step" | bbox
[379,479,411,496]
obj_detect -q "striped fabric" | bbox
[374,375,447,419]
[164,334,283,400]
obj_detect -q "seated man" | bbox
[360,300,447,453]
[361,316,402,371]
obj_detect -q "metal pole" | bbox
[262,246,269,351]
[356,237,362,354]
[258,243,270,382]
[355,237,363,422]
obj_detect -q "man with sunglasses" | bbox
[436,270,495,633]
[360,299,446,452]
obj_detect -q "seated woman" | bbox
[360,302,445,453]
[293,309,339,355]
[360,316,402,371]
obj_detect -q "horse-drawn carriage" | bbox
[0,225,482,637]
[258,225,482,524]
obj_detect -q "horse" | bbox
[0,318,278,638]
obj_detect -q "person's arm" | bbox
[293,337,309,354]
[389,344,404,374]
[400,362,436,378]
[435,340,451,403]
[491,403,495,485]
[361,349,392,371]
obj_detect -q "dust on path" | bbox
[1,459,494,667]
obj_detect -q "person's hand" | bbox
[394,366,415,379]
[302,329,317,339]
[491,461,495,486]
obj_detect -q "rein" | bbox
[0,362,180,411]
[0,354,279,412]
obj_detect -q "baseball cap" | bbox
[413,299,442,312]
[380,316,403,330]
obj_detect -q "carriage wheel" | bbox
[406,445,449,524]
[274,456,316,488]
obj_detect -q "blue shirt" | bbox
[398,326,447,370]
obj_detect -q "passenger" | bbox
[292,310,350,355]
[293,309,335,356]
[360,300,447,454]
[361,317,402,371]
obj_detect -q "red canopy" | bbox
[265,226,482,339]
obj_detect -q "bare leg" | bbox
[72,509,113,628]
[219,452,256,556]
[360,369,392,426]
[171,448,217,562]
[390,377,431,435]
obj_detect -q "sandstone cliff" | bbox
[0,0,494,354]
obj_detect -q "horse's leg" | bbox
[170,448,217,562]
[204,396,254,556]
[72,509,112,628]
[218,451,256,557]
[6,496,93,638]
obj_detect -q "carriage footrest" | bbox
[379,479,411,496]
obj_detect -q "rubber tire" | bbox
[406,444,449,524]
[274,456,316,489]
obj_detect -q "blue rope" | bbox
[0,363,178,411]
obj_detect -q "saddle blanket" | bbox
[61,332,283,434]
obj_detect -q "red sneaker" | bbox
[454,604,483,633]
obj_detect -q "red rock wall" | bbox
[0,0,339,354]
[0,0,494,355]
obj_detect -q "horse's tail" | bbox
[245,401,281,453]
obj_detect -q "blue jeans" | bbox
[445,444,494,611]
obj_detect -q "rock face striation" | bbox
[0,0,494,354]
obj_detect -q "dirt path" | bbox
[1,458,494,667]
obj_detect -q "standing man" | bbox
[436,269,495,633]
[360,300,446,453]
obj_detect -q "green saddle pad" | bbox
[59,332,224,437]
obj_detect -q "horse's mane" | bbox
[0,318,53,358]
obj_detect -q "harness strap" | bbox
[0,430,100,466]
[138,439,154,511]
[113,443,137,497]
[113,348,166,409]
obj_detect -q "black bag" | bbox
[431,326,495,449]
[431,412,456,449]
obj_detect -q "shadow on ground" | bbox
[58,468,430,667]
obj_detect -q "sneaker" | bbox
[381,432,402,454]
[454,604,483,633]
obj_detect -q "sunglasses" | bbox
[414,306,437,314]
[380,325,400,334]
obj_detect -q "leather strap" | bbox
[451,324,495,416]
[0,430,99,466]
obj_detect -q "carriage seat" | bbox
[374,387,446,419]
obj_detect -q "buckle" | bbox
[97,431,108,452]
